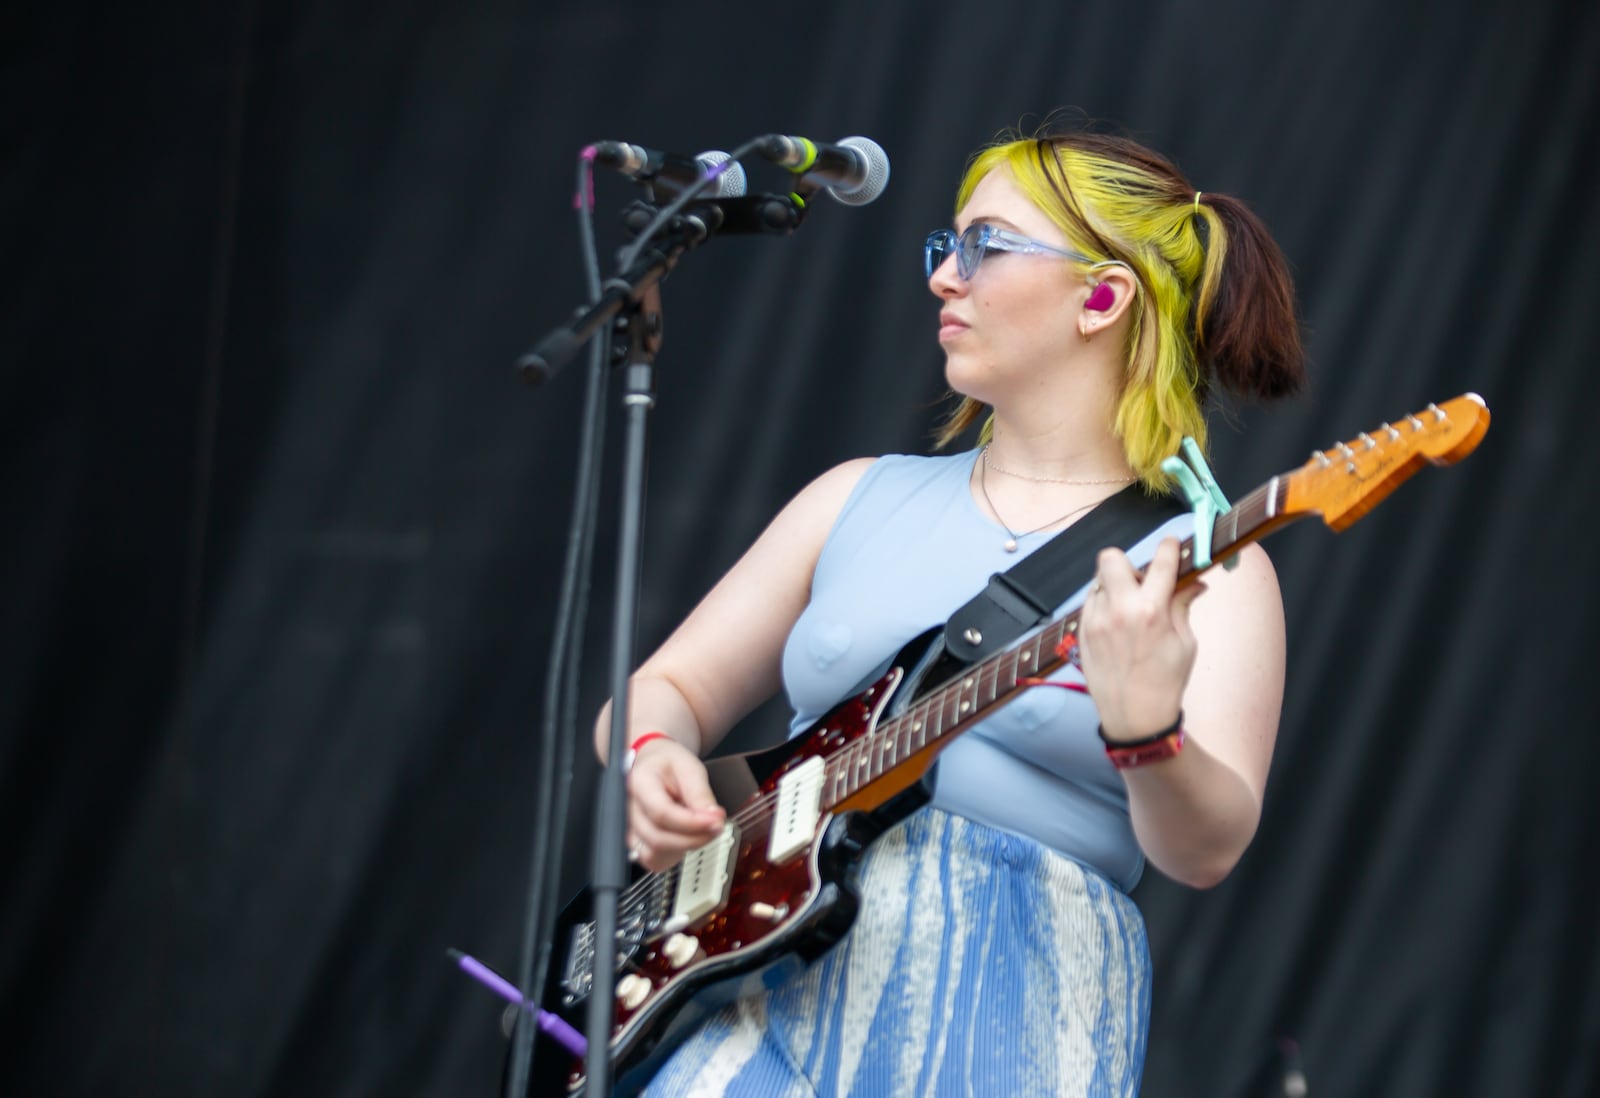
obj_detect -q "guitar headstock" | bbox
[1281,393,1490,531]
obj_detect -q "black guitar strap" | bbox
[943,483,1187,664]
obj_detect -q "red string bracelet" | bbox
[624,731,672,772]
[629,731,670,753]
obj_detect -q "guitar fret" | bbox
[1041,623,1064,669]
[1240,496,1256,535]
[909,701,927,750]
[1220,507,1239,552]
[1215,484,1270,561]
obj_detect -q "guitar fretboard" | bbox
[817,476,1287,808]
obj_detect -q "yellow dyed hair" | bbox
[934,137,1224,494]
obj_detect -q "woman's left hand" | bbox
[1077,537,1208,741]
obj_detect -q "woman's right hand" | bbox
[625,738,727,872]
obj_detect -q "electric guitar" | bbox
[529,394,1491,1096]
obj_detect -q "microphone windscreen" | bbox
[828,136,890,206]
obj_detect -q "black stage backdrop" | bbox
[5,1,1598,1095]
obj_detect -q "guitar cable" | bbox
[502,149,611,1098]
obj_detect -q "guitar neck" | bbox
[822,389,1497,811]
[824,476,1300,810]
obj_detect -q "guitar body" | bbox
[526,629,964,1097]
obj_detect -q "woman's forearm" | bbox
[1121,731,1264,888]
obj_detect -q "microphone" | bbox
[586,141,747,199]
[756,134,890,206]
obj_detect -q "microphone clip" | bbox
[618,194,807,241]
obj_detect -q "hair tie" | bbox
[1192,190,1204,215]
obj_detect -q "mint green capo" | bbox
[1160,438,1236,570]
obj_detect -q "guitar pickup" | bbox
[768,755,825,864]
[665,821,738,933]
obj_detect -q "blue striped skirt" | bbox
[637,808,1150,1097]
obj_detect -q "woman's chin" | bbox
[943,360,996,403]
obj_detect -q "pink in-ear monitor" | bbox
[1084,283,1115,312]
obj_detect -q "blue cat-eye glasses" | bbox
[924,223,1097,280]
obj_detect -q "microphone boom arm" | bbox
[518,194,807,385]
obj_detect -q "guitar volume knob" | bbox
[662,933,701,969]
[616,973,651,1009]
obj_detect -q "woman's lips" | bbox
[938,312,969,341]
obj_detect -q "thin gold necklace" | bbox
[982,444,1137,486]
[978,456,1102,553]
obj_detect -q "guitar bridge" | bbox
[559,895,655,1007]
[561,921,595,1005]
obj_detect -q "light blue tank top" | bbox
[780,451,1193,892]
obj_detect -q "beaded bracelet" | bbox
[1099,712,1186,770]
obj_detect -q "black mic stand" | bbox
[585,278,662,1098]
[514,192,806,1097]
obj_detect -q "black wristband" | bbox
[1097,710,1184,747]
